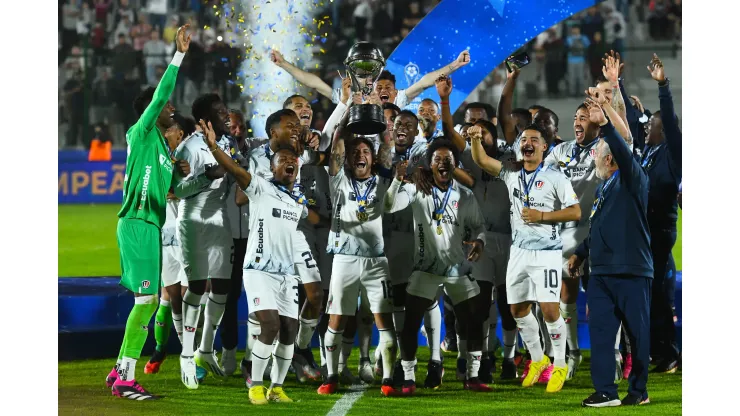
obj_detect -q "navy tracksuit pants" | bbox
[587,275,651,399]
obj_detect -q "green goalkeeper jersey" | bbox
[117,61,180,229]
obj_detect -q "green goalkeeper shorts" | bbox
[117,218,162,295]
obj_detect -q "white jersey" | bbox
[173,132,231,218]
[328,169,392,257]
[386,179,486,276]
[243,175,309,274]
[460,144,511,234]
[332,88,409,108]
[162,199,179,246]
[499,162,579,251]
[544,139,600,229]
[385,139,428,233]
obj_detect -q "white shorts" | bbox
[293,229,321,285]
[385,231,415,286]
[407,271,480,306]
[177,215,232,281]
[327,255,393,315]
[161,245,185,287]
[313,227,333,291]
[506,246,562,304]
[560,226,589,278]
[244,270,299,319]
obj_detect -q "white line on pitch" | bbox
[326,384,368,416]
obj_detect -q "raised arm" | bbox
[270,49,333,99]
[588,103,642,191]
[320,78,351,152]
[602,51,629,131]
[405,50,471,101]
[385,162,413,213]
[649,54,682,168]
[588,90,632,148]
[139,25,190,133]
[235,184,249,206]
[435,76,466,152]
[328,101,353,176]
[497,66,520,144]
[453,168,475,188]
[468,126,503,176]
[200,120,253,190]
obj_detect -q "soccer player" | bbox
[145,113,196,375]
[317,102,397,396]
[385,139,491,395]
[283,94,327,382]
[172,92,234,388]
[470,124,581,393]
[221,109,250,376]
[417,98,443,142]
[269,48,471,108]
[200,120,323,405]
[437,76,506,382]
[105,24,191,400]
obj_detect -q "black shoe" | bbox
[652,358,678,374]
[478,357,493,384]
[392,361,404,386]
[423,360,443,389]
[240,358,253,387]
[621,393,650,406]
[111,379,162,400]
[582,392,621,408]
[489,352,497,374]
[500,358,518,380]
[297,346,320,369]
[441,336,458,353]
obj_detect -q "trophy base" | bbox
[347,104,386,135]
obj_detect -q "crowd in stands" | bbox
[58,0,681,150]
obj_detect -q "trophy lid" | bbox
[344,41,386,67]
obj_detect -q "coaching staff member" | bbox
[569,97,653,408]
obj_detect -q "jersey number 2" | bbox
[301,251,317,269]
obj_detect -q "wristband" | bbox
[440,100,449,105]
[209,146,218,153]
[171,51,185,67]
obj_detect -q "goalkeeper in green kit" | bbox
[104,23,193,401]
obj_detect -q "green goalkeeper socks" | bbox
[121,296,158,360]
[154,299,173,353]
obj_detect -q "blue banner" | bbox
[385,0,599,113]
[58,161,125,204]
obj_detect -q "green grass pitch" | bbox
[58,204,683,277]
[58,349,682,415]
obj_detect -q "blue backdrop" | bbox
[385,0,600,113]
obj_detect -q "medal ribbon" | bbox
[641,144,662,168]
[432,185,453,229]
[519,165,542,208]
[590,170,619,218]
[352,176,377,213]
[272,181,307,206]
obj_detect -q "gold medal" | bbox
[436,225,443,235]
[357,211,369,222]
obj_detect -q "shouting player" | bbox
[470,124,581,393]
[200,120,323,405]
[105,24,191,400]
[385,139,491,395]
[317,103,397,396]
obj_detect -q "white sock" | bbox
[119,357,137,381]
[560,301,579,351]
[358,317,373,360]
[466,351,482,379]
[374,344,382,364]
[546,317,566,367]
[200,292,209,306]
[536,306,553,357]
[401,359,416,381]
[181,290,202,357]
[245,318,260,361]
[339,336,354,372]
[615,324,622,351]
[424,301,442,361]
[378,329,395,380]
[172,312,183,345]
[515,312,544,362]
[250,340,273,385]
[296,317,318,349]
[270,342,294,386]
[324,328,343,377]
[503,329,517,359]
[200,293,227,353]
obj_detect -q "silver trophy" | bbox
[344,42,387,135]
